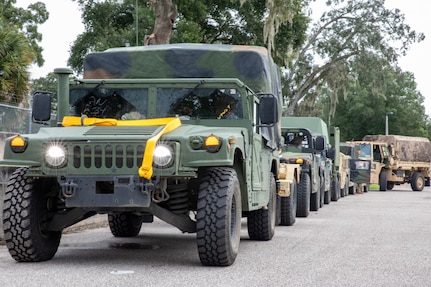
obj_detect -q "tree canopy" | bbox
[284,0,425,117]
[11,0,430,140]
[69,0,308,73]
[0,0,48,104]
[319,52,429,140]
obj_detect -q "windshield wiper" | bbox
[182,80,206,98]
[86,80,106,96]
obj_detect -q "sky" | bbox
[15,0,431,116]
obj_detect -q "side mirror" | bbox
[32,92,52,122]
[315,136,325,151]
[259,94,278,125]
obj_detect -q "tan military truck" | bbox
[353,135,431,191]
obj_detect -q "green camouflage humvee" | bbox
[280,117,333,217]
[1,44,282,266]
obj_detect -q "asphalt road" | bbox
[1,185,431,287]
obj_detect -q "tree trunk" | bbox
[145,0,178,45]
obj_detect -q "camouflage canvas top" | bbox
[83,43,279,96]
[362,134,431,162]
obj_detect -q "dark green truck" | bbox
[280,117,333,217]
[1,44,282,266]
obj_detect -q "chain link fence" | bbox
[0,102,46,238]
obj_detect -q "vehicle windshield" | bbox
[281,130,311,151]
[357,144,372,158]
[340,145,353,156]
[381,145,390,157]
[69,87,243,120]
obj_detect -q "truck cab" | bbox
[355,141,390,189]
[340,142,371,193]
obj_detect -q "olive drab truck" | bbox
[353,135,431,191]
[279,117,333,218]
[1,44,283,266]
[328,127,347,197]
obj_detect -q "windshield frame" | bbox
[69,78,248,121]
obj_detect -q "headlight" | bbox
[45,144,67,168]
[153,144,173,168]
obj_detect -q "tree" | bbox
[2,1,48,67]
[0,20,33,103]
[173,0,308,65]
[321,53,429,140]
[0,1,48,104]
[144,0,177,45]
[69,0,308,73]
[69,0,156,73]
[31,73,58,95]
[284,0,425,116]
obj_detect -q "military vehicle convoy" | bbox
[1,44,283,266]
[352,135,431,191]
[3,43,430,268]
[279,117,333,217]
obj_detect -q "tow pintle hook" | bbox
[60,179,78,198]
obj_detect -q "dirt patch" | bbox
[63,215,109,234]
[0,215,108,246]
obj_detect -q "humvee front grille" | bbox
[72,143,145,169]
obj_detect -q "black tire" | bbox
[247,174,276,241]
[196,167,241,266]
[331,178,340,201]
[349,181,357,195]
[296,173,311,217]
[3,167,61,262]
[280,179,297,226]
[324,176,331,204]
[411,172,425,191]
[341,178,348,197]
[108,213,143,237]
[363,184,369,193]
[319,176,325,207]
[379,171,387,191]
[340,181,347,197]
[310,185,320,212]
[349,183,355,195]
[387,182,395,191]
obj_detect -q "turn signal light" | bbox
[10,135,28,153]
[204,135,222,153]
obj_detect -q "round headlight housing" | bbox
[45,144,67,168]
[153,144,173,168]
